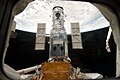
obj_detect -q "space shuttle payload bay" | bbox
[16,5,103,80]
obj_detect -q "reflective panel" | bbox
[71,23,83,49]
[35,23,46,50]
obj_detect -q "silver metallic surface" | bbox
[49,6,67,58]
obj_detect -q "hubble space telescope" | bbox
[35,6,82,58]
[31,6,82,80]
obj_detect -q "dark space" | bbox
[5,27,116,77]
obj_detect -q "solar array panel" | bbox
[71,23,83,49]
[35,23,46,50]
